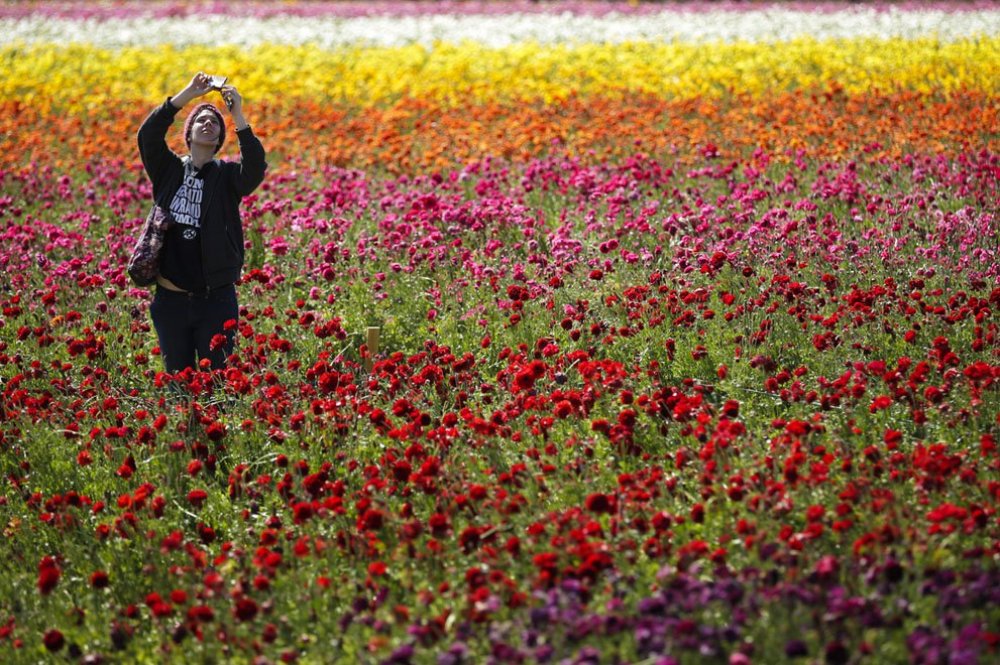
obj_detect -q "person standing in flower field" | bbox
[137,72,267,373]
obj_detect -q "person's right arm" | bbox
[136,74,213,191]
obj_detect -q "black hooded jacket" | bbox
[137,98,267,289]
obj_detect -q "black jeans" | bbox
[150,285,238,373]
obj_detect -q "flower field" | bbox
[1,1,998,663]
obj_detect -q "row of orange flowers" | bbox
[3,88,995,174]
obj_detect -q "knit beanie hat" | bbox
[183,103,226,153]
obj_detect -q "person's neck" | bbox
[189,146,216,169]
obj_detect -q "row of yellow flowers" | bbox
[4,37,998,111]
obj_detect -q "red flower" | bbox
[187,489,208,509]
[584,493,615,514]
[514,369,536,391]
[293,502,314,524]
[150,599,175,618]
[205,421,226,441]
[209,333,228,351]
[187,605,215,623]
[358,508,385,531]
[161,531,184,551]
[428,512,450,537]
[42,628,64,652]
[459,526,485,553]
[233,598,258,622]
[302,469,329,497]
[806,505,826,523]
[553,400,574,418]
[533,552,558,572]
[869,395,892,413]
[90,570,110,589]
[37,556,60,595]
[591,419,611,434]
[197,523,216,544]
[392,459,412,482]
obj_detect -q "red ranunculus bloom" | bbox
[585,493,615,514]
[187,489,209,508]
[37,556,60,595]
[233,598,259,622]
[90,570,110,589]
[42,628,64,652]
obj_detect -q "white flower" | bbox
[2,8,997,49]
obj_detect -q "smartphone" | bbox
[208,75,227,90]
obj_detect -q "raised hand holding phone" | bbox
[171,72,217,108]
[219,85,249,131]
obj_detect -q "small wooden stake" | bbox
[364,326,380,372]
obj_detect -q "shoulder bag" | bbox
[126,203,175,286]
[127,161,190,286]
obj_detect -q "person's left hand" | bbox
[219,85,243,116]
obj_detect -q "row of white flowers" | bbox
[3,8,998,48]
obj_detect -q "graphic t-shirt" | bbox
[160,160,208,291]
[170,161,204,238]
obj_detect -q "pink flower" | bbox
[815,554,840,580]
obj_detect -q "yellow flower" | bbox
[1,38,996,112]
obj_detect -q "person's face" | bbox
[190,111,221,149]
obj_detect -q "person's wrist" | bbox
[170,89,192,108]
